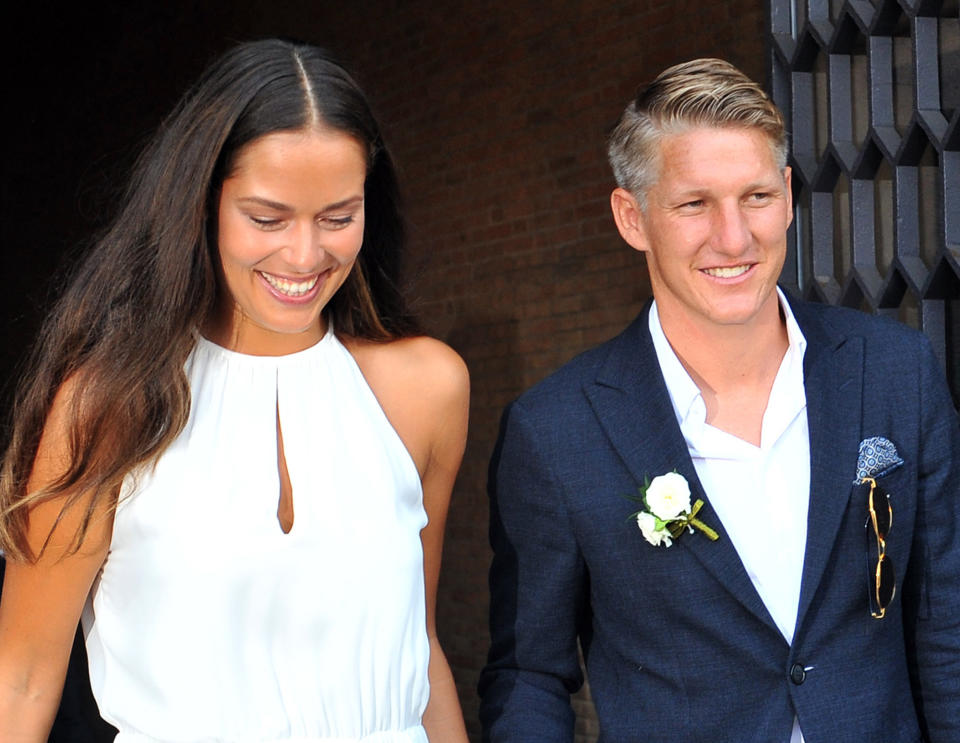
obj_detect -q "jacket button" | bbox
[790,663,806,685]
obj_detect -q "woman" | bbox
[0,39,469,742]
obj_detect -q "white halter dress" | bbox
[81,327,430,742]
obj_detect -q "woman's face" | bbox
[209,128,367,355]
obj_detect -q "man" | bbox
[479,58,960,742]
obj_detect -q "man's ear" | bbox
[610,187,649,253]
[783,166,794,229]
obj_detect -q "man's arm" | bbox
[479,401,588,743]
[903,339,960,742]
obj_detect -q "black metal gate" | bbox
[768,0,959,401]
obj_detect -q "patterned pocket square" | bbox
[855,436,904,482]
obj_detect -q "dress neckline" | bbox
[194,323,336,365]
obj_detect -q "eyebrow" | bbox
[669,179,783,199]
[742,179,782,192]
[236,194,364,212]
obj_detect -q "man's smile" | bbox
[701,264,753,279]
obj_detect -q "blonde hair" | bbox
[608,58,787,206]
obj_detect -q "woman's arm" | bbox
[0,383,113,742]
[346,335,470,742]
[417,343,470,742]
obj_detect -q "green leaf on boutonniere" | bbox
[665,499,719,541]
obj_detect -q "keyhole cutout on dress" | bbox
[276,405,294,534]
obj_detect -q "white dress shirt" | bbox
[649,289,809,743]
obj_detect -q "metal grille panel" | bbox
[768,0,960,400]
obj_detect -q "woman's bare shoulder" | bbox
[342,334,469,404]
[340,335,469,476]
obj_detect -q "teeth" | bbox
[703,265,750,278]
[260,272,319,297]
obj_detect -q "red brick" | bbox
[299,3,768,740]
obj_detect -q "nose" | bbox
[712,201,752,256]
[284,220,324,271]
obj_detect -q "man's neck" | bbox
[657,295,790,446]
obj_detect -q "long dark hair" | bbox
[0,39,419,561]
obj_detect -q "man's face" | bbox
[615,126,792,334]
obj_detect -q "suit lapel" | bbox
[583,306,780,635]
[792,302,864,632]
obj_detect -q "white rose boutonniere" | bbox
[627,472,719,547]
[644,471,692,521]
[636,511,671,546]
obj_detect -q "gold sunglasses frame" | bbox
[864,476,895,619]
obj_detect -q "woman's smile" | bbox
[257,270,323,300]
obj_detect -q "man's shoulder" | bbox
[792,296,930,355]
[514,341,614,407]
[512,314,646,414]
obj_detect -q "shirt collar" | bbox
[649,287,807,430]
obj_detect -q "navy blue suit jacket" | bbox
[479,297,960,743]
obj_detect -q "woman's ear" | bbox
[610,187,649,253]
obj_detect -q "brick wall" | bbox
[4,2,766,739]
[329,3,767,739]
